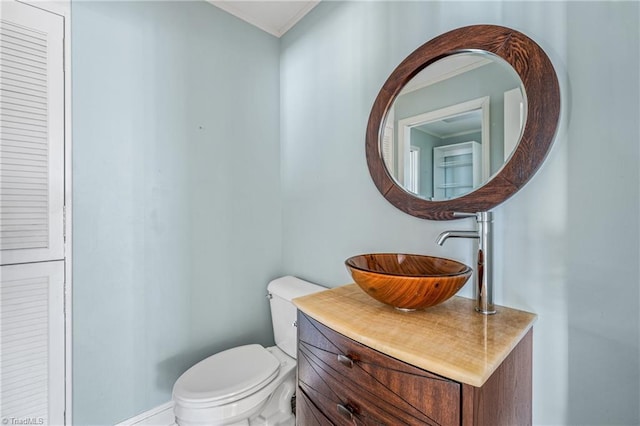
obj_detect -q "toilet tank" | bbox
[268,276,325,359]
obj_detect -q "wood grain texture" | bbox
[365,24,561,220]
[297,388,333,425]
[293,284,536,387]
[296,309,534,425]
[345,253,472,310]
[461,330,533,426]
[298,312,461,425]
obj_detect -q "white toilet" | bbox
[172,276,325,426]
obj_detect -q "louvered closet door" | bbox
[0,0,65,266]
[0,261,64,425]
[0,2,66,424]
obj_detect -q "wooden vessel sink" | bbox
[345,253,472,310]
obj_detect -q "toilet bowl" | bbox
[172,276,325,426]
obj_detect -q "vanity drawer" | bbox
[296,388,333,426]
[297,311,460,426]
[297,372,386,425]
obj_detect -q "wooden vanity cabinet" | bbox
[296,311,532,426]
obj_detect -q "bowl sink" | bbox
[345,253,472,310]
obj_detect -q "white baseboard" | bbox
[116,402,175,426]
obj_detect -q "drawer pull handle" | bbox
[337,403,354,420]
[337,354,354,368]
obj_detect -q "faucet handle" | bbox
[452,211,493,221]
[452,212,478,219]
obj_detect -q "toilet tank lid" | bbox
[173,344,279,404]
[267,276,325,301]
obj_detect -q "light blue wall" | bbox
[71,1,639,424]
[281,2,639,425]
[72,2,281,424]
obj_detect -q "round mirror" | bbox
[382,51,526,201]
[366,25,560,220]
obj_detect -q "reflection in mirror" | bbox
[381,51,526,201]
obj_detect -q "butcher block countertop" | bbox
[293,284,536,387]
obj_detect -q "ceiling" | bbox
[415,109,482,139]
[207,1,320,38]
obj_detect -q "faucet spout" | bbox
[436,230,479,246]
[436,212,495,315]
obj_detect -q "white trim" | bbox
[400,56,492,95]
[17,0,69,17]
[16,1,72,423]
[62,6,72,424]
[275,1,319,36]
[396,96,491,187]
[115,402,175,426]
[503,87,525,162]
[381,108,395,177]
[206,1,319,38]
[407,145,420,195]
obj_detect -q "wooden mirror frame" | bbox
[366,24,560,220]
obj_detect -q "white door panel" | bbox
[0,2,66,424]
[0,261,65,425]
[0,0,65,265]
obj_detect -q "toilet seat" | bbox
[173,344,280,408]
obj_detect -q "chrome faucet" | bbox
[436,211,495,315]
